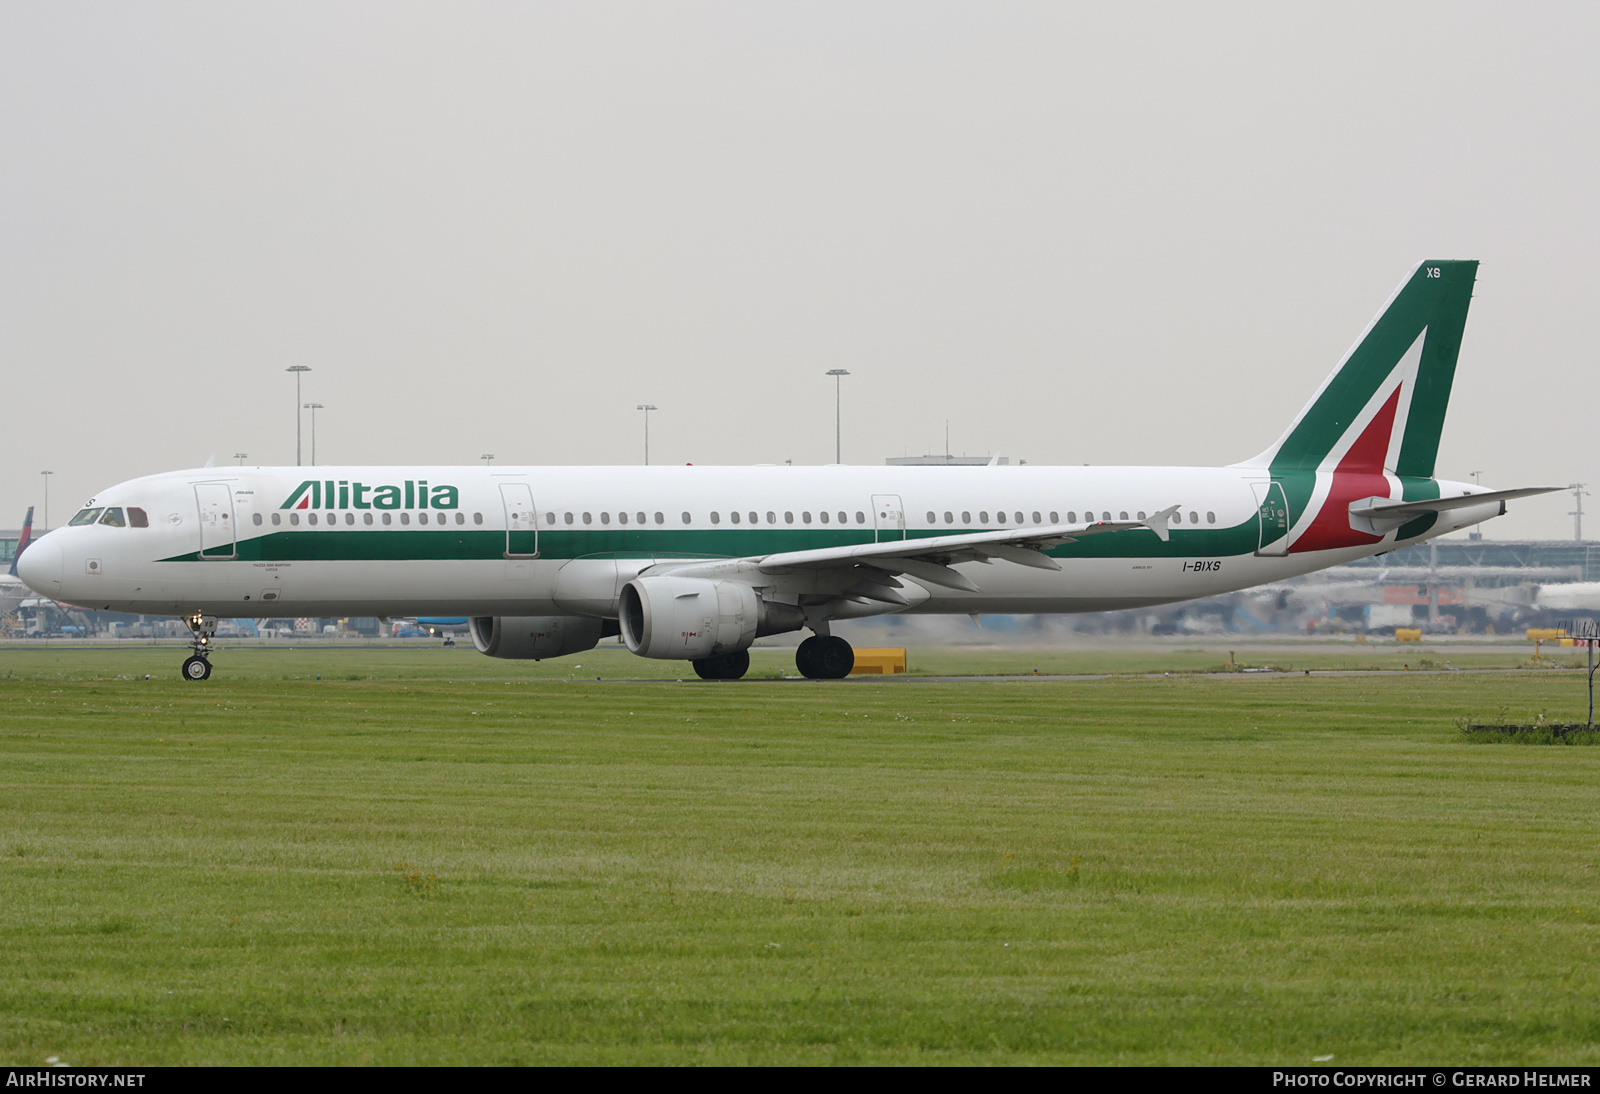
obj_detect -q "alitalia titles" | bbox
[281,480,460,511]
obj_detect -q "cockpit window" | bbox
[98,508,126,527]
[69,508,104,526]
[128,507,149,528]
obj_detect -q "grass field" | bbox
[2,643,1599,1065]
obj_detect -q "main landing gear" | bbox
[795,635,854,680]
[688,636,856,681]
[692,650,750,681]
[180,613,217,682]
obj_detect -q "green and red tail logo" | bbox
[1238,260,1477,551]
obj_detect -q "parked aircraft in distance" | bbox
[1,507,37,618]
[16,261,1557,681]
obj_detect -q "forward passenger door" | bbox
[500,483,539,558]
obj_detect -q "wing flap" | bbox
[753,507,1180,591]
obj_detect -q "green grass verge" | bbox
[2,647,1598,1064]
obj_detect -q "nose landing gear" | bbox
[180,613,217,682]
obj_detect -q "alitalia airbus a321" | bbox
[16,260,1557,681]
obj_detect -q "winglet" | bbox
[1142,505,1181,542]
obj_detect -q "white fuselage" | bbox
[17,463,1495,620]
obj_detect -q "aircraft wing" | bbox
[751,506,1181,592]
[1349,487,1562,534]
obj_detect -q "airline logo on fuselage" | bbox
[281,480,460,511]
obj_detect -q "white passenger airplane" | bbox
[17,260,1557,681]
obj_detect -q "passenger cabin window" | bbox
[418,512,429,525]
[819,511,829,524]
[944,511,954,524]
[564,512,574,525]
[802,512,812,524]
[979,511,989,523]
[364,513,374,525]
[926,511,936,523]
[546,512,556,524]
[345,513,355,525]
[711,512,721,524]
[618,512,628,524]
[654,512,664,524]
[128,507,148,528]
[785,512,794,524]
[381,513,391,525]
[398,513,408,526]
[582,513,592,525]
[996,511,1006,524]
[69,508,104,526]
[1032,512,1041,524]
[252,513,262,526]
[1207,512,1216,524]
[637,512,646,524]
[308,513,319,526]
[289,513,300,526]
[750,512,759,524]
[962,511,971,524]
[766,511,776,524]
[456,512,466,525]
[271,512,281,526]
[601,512,611,525]
[1189,511,1199,524]
[681,512,691,524]
[1120,511,1129,521]
[839,512,848,524]
[730,511,740,524]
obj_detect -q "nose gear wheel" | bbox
[179,613,218,682]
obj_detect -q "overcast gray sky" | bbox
[4,1,1596,538]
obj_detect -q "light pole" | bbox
[40,470,52,531]
[481,454,495,466]
[1572,484,1589,542]
[304,403,324,465]
[286,366,312,465]
[234,453,248,466]
[825,369,850,464]
[636,405,657,465]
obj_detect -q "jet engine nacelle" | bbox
[469,615,605,660]
[619,575,803,660]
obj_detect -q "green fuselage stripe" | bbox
[160,521,1263,564]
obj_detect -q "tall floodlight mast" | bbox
[286,366,312,465]
[304,404,325,466]
[636,405,657,465]
[825,369,850,464]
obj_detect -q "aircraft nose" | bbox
[15,534,63,595]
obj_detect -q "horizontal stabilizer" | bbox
[1349,486,1562,534]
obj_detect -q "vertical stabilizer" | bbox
[9,506,35,577]
[1240,260,1478,478]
